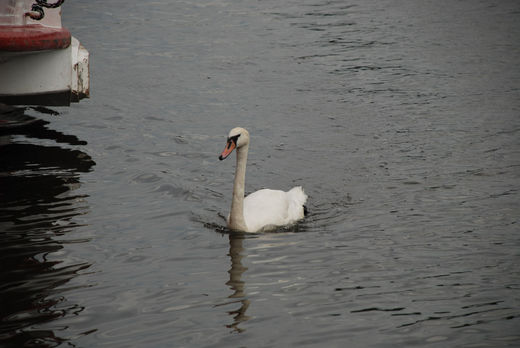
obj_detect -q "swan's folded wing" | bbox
[243,187,306,232]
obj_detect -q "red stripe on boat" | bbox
[0,25,71,51]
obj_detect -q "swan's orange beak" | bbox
[219,139,236,160]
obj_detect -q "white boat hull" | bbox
[0,0,89,106]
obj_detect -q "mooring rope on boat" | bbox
[26,0,66,20]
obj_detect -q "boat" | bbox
[0,0,89,106]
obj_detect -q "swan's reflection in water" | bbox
[224,233,251,332]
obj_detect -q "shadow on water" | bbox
[0,106,95,347]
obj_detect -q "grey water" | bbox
[1,0,519,347]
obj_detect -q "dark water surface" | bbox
[1,0,519,347]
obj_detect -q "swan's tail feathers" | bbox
[288,186,308,205]
[287,186,308,221]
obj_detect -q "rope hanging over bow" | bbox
[26,0,66,20]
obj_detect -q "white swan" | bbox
[219,127,307,232]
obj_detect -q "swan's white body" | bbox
[219,127,307,233]
[240,187,307,232]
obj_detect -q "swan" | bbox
[219,127,307,232]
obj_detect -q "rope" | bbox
[26,0,66,20]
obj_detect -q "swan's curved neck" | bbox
[229,144,249,231]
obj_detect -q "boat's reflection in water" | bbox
[0,106,95,347]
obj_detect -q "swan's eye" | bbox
[228,134,240,145]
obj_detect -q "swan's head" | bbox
[219,127,250,160]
